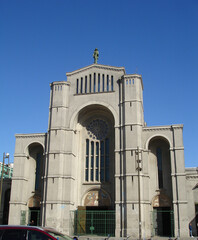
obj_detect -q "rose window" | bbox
[86,119,109,140]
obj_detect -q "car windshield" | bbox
[45,230,73,240]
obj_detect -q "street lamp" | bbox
[0,153,10,215]
[135,147,142,240]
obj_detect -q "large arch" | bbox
[69,102,118,130]
[26,142,45,226]
[145,134,172,151]
[148,136,174,237]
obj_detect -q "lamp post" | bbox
[0,153,9,215]
[135,147,142,240]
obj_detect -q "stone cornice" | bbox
[12,177,28,181]
[44,201,74,205]
[115,200,150,204]
[50,81,70,86]
[115,173,149,178]
[43,175,75,180]
[143,124,183,132]
[47,151,76,157]
[9,201,27,205]
[48,127,74,132]
[186,175,198,180]
[66,64,126,77]
[123,74,143,89]
[15,133,46,138]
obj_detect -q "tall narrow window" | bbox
[94,73,96,93]
[85,119,110,182]
[111,76,113,91]
[85,76,87,93]
[76,79,79,94]
[89,74,92,93]
[80,77,83,93]
[85,139,89,181]
[91,141,94,181]
[157,147,163,188]
[96,142,99,181]
[100,141,104,182]
[102,74,105,92]
[98,74,100,92]
[107,75,109,91]
[35,153,41,190]
[105,139,109,181]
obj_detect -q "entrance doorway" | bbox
[152,207,174,237]
[28,207,40,226]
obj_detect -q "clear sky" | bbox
[0,0,197,167]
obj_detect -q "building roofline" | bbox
[66,63,126,76]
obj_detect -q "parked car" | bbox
[0,225,74,240]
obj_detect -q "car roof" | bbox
[0,225,46,231]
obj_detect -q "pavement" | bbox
[77,236,198,240]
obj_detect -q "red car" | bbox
[0,225,74,240]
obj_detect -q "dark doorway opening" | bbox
[28,207,40,226]
[153,207,174,237]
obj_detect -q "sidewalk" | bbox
[77,236,198,240]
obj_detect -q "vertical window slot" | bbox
[111,76,114,91]
[85,76,87,93]
[94,73,96,93]
[89,74,92,93]
[98,74,100,92]
[80,77,83,93]
[76,79,79,94]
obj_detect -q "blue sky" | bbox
[0,0,197,167]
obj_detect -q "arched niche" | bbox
[83,189,111,207]
[28,194,41,208]
[152,191,171,208]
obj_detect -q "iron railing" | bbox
[73,210,115,236]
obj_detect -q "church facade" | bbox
[9,62,198,238]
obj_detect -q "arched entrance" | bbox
[148,137,174,237]
[27,142,44,226]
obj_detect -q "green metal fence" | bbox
[73,210,115,236]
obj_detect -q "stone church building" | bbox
[9,56,198,238]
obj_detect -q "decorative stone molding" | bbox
[50,81,70,87]
[114,173,149,178]
[45,201,74,205]
[115,200,150,204]
[49,127,74,131]
[50,105,69,109]
[171,173,186,177]
[12,177,28,181]
[169,147,184,151]
[173,200,188,204]
[143,126,172,132]
[66,64,126,77]
[186,176,198,180]
[15,133,46,138]
[48,151,76,157]
[9,201,27,205]
[43,175,75,180]
[14,154,27,158]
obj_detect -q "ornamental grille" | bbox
[86,119,109,140]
